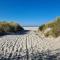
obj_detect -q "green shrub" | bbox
[39,24,45,31]
[15,24,24,31]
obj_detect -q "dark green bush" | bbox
[39,24,45,31]
[16,24,24,31]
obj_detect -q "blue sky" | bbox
[0,0,60,26]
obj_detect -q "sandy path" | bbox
[0,30,60,60]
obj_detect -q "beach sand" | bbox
[0,28,60,60]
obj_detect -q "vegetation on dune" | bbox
[0,22,24,33]
[39,17,60,37]
[39,24,45,31]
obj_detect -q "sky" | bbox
[0,0,60,26]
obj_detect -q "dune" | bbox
[0,29,60,60]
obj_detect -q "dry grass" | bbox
[0,22,24,33]
[39,17,60,37]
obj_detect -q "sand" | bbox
[0,29,60,60]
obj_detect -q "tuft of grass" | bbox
[39,24,45,31]
[0,22,24,33]
[39,17,60,37]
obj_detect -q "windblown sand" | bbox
[0,30,60,60]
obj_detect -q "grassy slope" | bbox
[0,22,24,33]
[39,17,60,37]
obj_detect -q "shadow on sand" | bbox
[0,30,30,36]
[0,49,60,60]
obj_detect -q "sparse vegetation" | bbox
[39,24,45,31]
[0,22,24,33]
[39,17,60,37]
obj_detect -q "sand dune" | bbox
[0,30,60,60]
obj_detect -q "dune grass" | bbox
[0,22,24,33]
[39,17,60,37]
